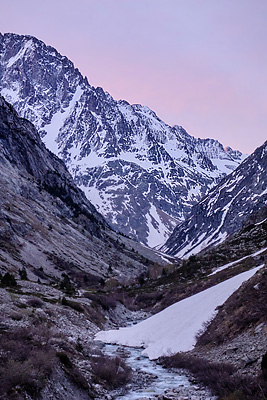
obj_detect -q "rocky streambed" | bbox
[94,343,216,400]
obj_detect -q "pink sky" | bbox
[1,0,266,153]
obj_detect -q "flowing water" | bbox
[102,343,216,400]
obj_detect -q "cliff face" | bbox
[0,32,245,246]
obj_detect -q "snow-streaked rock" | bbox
[0,32,245,246]
[162,140,267,257]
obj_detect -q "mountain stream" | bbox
[98,343,216,400]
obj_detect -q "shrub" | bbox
[134,291,163,308]
[160,352,266,400]
[1,272,17,287]
[60,274,75,295]
[261,352,267,380]
[84,293,117,310]
[91,355,132,388]
[57,351,73,368]
[19,267,28,280]
[0,326,56,398]
[76,337,83,353]
[10,312,23,321]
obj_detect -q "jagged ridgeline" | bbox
[162,140,267,258]
[0,32,245,247]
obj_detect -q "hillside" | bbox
[0,95,266,399]
[0,94,169,399]
[96,206,267,399]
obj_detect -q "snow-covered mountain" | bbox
[0,32,245,246]
[162,140,267,258]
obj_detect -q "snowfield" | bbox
[95,265,263,359]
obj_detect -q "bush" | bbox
[160,352,266,400]
[91,355,132,388]
[57,351,73,368]
[60,274,75,295]
[0,326,56,398]
[261,352,267,380]
[134,291,163,308]
[19,267,28,280]
[84,293,117,310]
[1,272,17,287]
[76,337,83,353]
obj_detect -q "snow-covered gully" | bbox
[97,343,215,400]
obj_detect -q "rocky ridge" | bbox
[162,140,267,258]
[0,32,245,246]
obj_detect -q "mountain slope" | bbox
[162,141,267,258]
[0,94,165,286]
[0,95,265,399]
[0,32,245,246]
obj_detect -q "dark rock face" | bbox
[162,141,267,258]
[0,32,245,246]
[0,95,105,236]
[0,95,164,284]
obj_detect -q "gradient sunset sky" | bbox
[1,0,266,154]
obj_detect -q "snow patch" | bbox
[95,265,263,359]
[145,204,172,248]
[43,85,83,155]
[6,40,34,68]
[209,247,267,275]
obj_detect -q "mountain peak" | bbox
[0,32,245,246]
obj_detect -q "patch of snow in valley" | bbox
[95,265,263,360]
